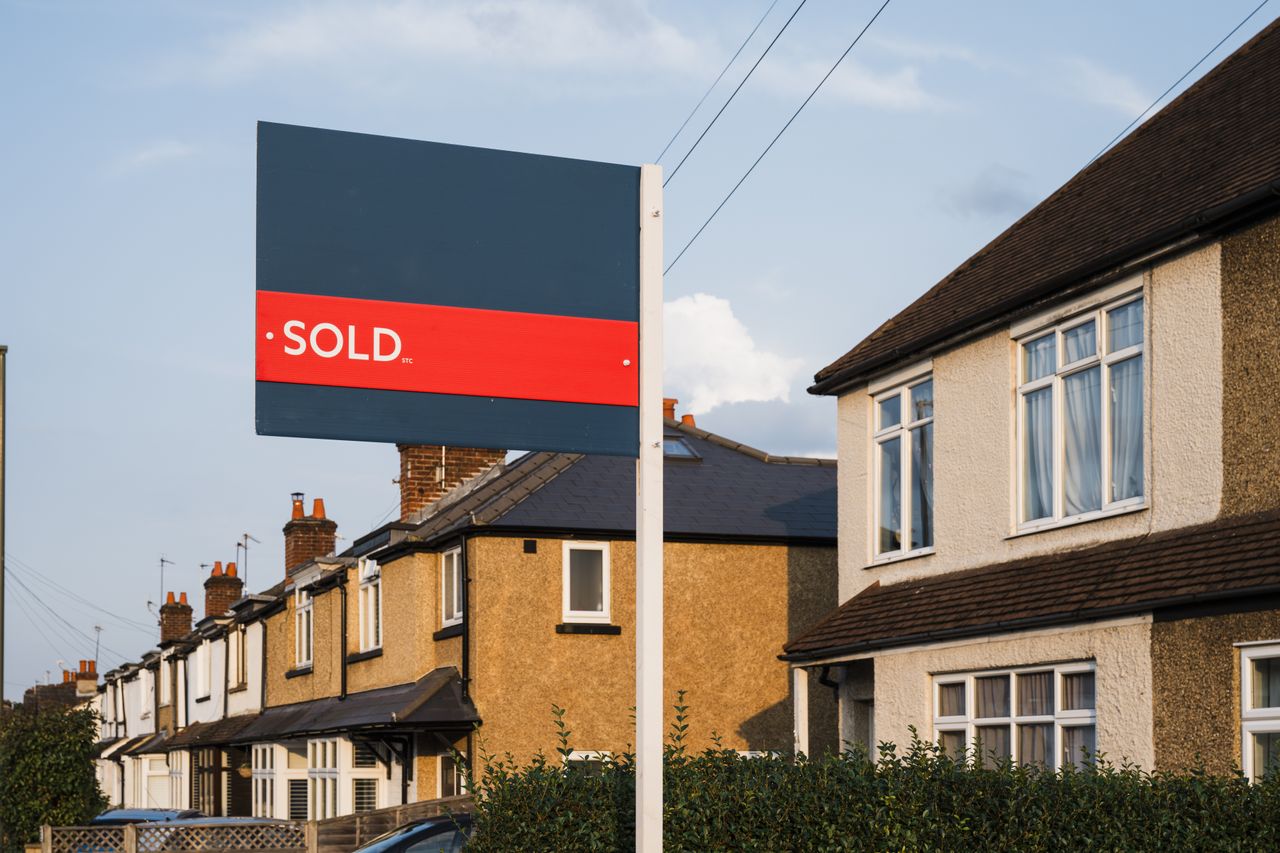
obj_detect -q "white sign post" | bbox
[635,163,664,851]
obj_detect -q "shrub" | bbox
[465,696,1280,852]
[0,704,107,853]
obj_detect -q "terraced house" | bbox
[93,409,838,821]
[785,19,1280,778]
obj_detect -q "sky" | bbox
[1,0,1274,700]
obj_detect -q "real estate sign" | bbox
[255,121,641,455]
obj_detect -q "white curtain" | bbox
[1024,388,1054,520]
[1064,367,1102,515]
[1110,355,1143,502]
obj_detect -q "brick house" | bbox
[786,19,1280,777]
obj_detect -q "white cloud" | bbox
[111,140,198,174]
[664,293,802,415]
[1062,57,1150,115]
[869,35,981,66]
[195,0,704,85]
[758,58,942,111]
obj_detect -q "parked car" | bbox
[88,809,204,825]
[352,814,472,853]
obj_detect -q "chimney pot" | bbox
[211,561,223,577]
[663,398,677,421]
[179,591,188,605]
[313,498,326,519]
[226,562,237,577]
[166,591,176,605]
[681,413,697,428]
[291,493,305,519]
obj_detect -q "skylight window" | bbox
[663,438,699,459]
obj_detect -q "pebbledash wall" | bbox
[468,537,838,762]
[830,226,1259,769]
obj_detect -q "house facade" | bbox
[786,18,1280,777]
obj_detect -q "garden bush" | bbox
[464,696,1280,852]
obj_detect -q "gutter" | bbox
[810,178,1280,397]
[339,570,349,701]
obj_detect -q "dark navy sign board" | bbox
[255,121,641,456]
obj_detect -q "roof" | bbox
[233,667,478,742]
[164,714,261,750]
[118,732,168,756]
[783,509,1280,662]
[378,420,836,554]
[812,17,1280,395]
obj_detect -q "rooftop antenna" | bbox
[239,533,261,588]
[158,556,174,624]
[93,625,102,665]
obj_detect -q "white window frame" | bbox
[871,374,934,563]
[1015,291,1145,533]
[931,662,1097,771]
[562,541,611,624]
[307,738,339,820]
[159,657,171,706]
[564,750,611,773]
[347,739,382,813]
[251,744,276,818]
[195,642,211,700]
[438,752,468,798]
[1240,642,1280,780]
[358,559,382,651]
[229,625,247,688]
[295,587,313,668]
[441,548,463,628]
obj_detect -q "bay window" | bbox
[934,663,1096,769]
[1018,294,1144,529]
[873,376,934,560]
[307,738,338,820]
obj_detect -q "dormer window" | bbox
[873,376,934,561]
[1017,294,1144,529]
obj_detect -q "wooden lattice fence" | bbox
[43,821,305,853]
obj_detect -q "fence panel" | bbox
[46,822,305,853]
[45,826,125,853]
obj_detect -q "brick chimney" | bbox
[160,591,193,643]
[397,445,505,521]
[204,560,244,618]
[283,494,338,574]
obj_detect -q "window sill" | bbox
[194,695,211,704]
[864,547,935,570]
[228,684,248,694]
[433,624,464,641]
[1006,502,1147,540]
[285,666,313,679]
[346,648,383,664]
[556,623,622,636]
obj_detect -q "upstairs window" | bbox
[195,642,211,699]
[441,549,463,628]
[563,542,610,624]
[229,626,247,689]
[159,658,171,706]
[358,559,382,651]
[295,587,314,668]
[1018,295,1144,529]
[873,377,934,560]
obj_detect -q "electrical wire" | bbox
[6,552,157,633]
[666,0,894,274]
[656,0,783,164]
[663,0,811,187]
[8,579,84,664]
[1085,0,1272,166]
[7,569,131,663]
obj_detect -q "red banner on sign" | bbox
[256,291,638,407]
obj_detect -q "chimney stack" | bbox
[205,560,245,618]
[663,398,677,421]
[396,445,505,521]
[283,494,338,575]
[160,591,193,644]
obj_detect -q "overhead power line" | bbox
[656,0,783,164]
[663,0,811,187]
[5,553,156,634]
[666,0,894,274]
[1086,0,1272,166]
[7,569,130,663]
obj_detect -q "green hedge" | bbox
[465,701,1280,852]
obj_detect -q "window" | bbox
[307,738,338,820]
[663,438,699,459]
[252,745,275,818]
[295,587,313,667]
[873,376,934,560]
[933,663,1096,770]
[159,658,171,706]
[195,642,211,699]
[287,780,307,821]
[562,542,610,623]
[1241,643,1280,780]
[353,778,377,813]
[358,559,382,651]
[1017,295,1144,529]
[229,627,247,689]
[441,549,463,627]
[439,753,467,798]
